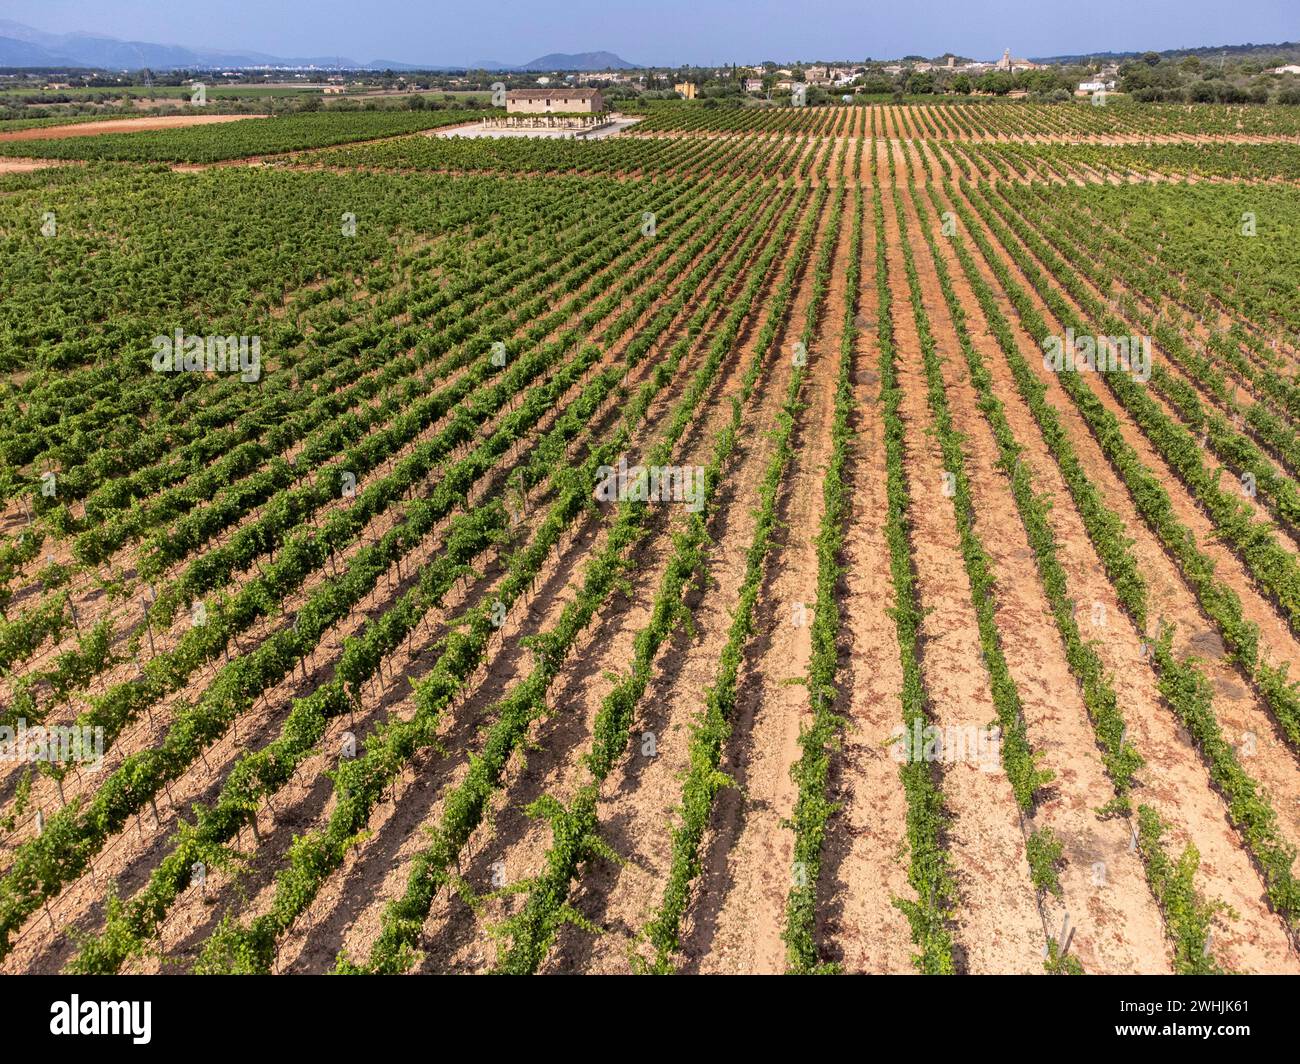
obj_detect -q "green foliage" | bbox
[1043,939,1084,974]
[1135,806,1234,974]
[1025,828,1066,897]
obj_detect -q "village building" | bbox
[996,48,1042,71]
[673,81,697,99]
[505,88,606,115]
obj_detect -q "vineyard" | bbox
[2,99,1300,976]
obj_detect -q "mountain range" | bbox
[0,21,637,72]
[13,18,1292,75]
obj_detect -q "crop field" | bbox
[2,101,1300,977]
[0,110,484,164]
[0,114,266,144]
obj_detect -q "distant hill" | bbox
[0,20,424,70]
[365,60,430,72]
[0,20,366,69]
[0,20,639,73]
[468,52,638,72]
[517,51,638,71]
[1033,40,1300,65]
[0,35,64,66]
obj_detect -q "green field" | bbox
[0,109,486,162]
[2,101,1300,981]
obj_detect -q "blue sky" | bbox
[3,0,1296,66]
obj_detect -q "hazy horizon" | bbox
[1,0,1296,67]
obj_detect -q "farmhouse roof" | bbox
[506,88,603,100]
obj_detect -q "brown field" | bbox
[0,113,265,142]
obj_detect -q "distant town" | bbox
[4,35,1300,122]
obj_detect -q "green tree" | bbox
[905,70,936,94]
[977,70,1014,95]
